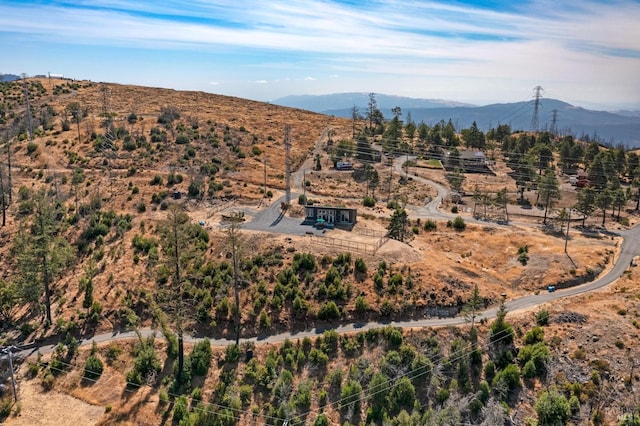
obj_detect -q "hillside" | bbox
[1,79,639,425]
[274,93,640,147]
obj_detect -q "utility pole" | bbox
[550,109,558,135]
[303,169,306,203]
[284,125,291,207]
[21,74,33,142]
[405,152,409,181]
[47,72,53,97]
[530,86,543,132]
[1,346,18,402]
[0,164,5,227]
[263,158,267,198]
[387,155,393,202]
[6,133,12,203]
[565,208,571,253]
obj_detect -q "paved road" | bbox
[11,151,640,359]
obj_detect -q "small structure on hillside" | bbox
[304,205,357,229]
[445,150,493,174]
[336,161,353,171]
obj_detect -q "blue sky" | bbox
[1,0,639,110]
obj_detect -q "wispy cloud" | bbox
[0,0,638,107]
[304,76,316,81]
[2,1,638,57]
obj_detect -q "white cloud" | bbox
[0,0,638,107]
[209,81,219,85]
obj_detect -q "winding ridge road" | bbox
[11,152,640,359]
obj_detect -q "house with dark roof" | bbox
[304,205,357,229]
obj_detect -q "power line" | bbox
[290,321,523,422]
[284,125,292,206]
[24,320,521,425]
[28,348,287,424]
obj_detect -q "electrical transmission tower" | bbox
[550,109,558,135]
[530,85,544,132]
[284,125,291,206]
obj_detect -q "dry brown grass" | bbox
[2,79,640,424]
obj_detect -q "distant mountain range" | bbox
[272,93,640,147]
[0,73,20,82]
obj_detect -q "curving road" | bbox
[11,150,640,359]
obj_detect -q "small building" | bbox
[304,205,357,229]
[446,150,493,174]
[459,150,486,165]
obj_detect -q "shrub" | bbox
[167,172,183,185]
[522,360,537,379]
[106,344,122,362]
[259,310,271,329]
[150,175,163,185]
[313,414,330,426]
[355,296,369,315]
[523,326,545,345]
[388,273,403,288]
[309,348,329,367]
[318,301,340,320]
[354,258,367,274]
[175,134,190,144]
[84,355,104,380]
[436,387,450,404]
[374,273,384,292]
[188,181,201,197]
[172,395,189,424]
[339,380,363,413]
[191,339,212,375]
[388,377,416,412]
[452,216,466,230]
[536,389,570,425]
[423,219,437,231]
[363,196,376,207]
[20,322,37,336]
[484,361,496,383]
[126,336,160,388]
[380,300,395,317]
[492,364,521,397]
[27,142,38,154]
[383,327,403,347]
[535,309,550,326]
[41,372,55,390]
[224,343,241,364]
[517,245,529,265]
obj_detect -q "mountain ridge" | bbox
[272,93,640,146]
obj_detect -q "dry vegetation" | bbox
[1,79,639,425]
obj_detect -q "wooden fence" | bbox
[309,232,388,255]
